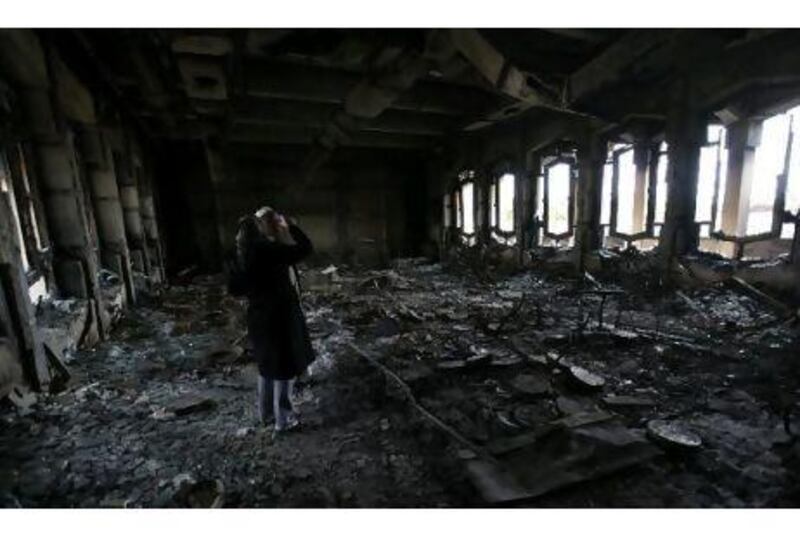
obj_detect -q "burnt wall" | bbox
[153,140,222,275]
[154,143,432,273]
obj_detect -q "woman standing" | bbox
[230,206,315,434]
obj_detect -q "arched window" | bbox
[490,171,516,245]
[542,154,577,242]
[455,170,476,245]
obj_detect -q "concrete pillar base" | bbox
[53,258,88,299]
[130,249,145,273]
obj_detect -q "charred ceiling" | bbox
[38,29,800,166]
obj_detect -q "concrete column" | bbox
[475,170,491,245]
[720,119,760,236]
[137,167,165,283]
[632,141,650,233]
[0,29,106,345]
[658,81,705,266]
[514,156,532,258]
[114,142,150,276]
[77,125,137,303]
[574,132,606,270]
[25,90,104,311]
[527,152,542,249]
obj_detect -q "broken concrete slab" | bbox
[556,395,602,416]
[0,338,23,399]
[167,395,217,416]
[511,404,553,429]
[646,420,702,451]
[7,384,37,413]
[509,373,551,398]
[466,420,660,504]
[566,365,606,391]
[552,410,615,429]
[602,395,656,408]
[436,359,468,372]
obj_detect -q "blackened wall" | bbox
[153,140,222,275]
[154,142,433,273]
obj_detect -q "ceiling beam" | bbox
[448,29,560,106]
[244,57,503,116]
[228,122,435,150]
[568,30,676,104]
[538,29,607,44]
[232,98,455,136]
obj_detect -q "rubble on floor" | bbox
[1,256,799,507]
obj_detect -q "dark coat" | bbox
[229,224,315,380]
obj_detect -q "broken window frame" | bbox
[489,164,517,245]
[710,106,797,254]
[0,150,30,273]
[694,125,727,239]
[608,142,661,243]
[456,169,476,245]
[1,144,50,300]
[652,141,669,236]
[442,193,453,229]
[541,153,577,241]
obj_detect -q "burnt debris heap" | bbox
[1,29,800,508]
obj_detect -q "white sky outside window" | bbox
[455,191,462,229]
[461,182,474,234]
[547,163,571,235]
[616,149,635,234]
[696,145,718,223]
[696,126,729,237]
[537,176,545,219]
[498,173,515,233]
[601,162,612,226]
[748,112,791,235]
[655,148,668,225]
[489,183,497,227]
[782,105,800,238]
[715,133,729,232]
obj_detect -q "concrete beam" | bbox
[569,30,675,105]
[228,122,436,150]
[232,98,456,136]
[0,30,50,88]
[448,29,557,106]
[540,29,607,44]
[244,58,501,116]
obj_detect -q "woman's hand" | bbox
[274,214,289,231]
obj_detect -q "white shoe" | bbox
[274,414,300,434]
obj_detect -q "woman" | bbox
[230,206,315,434]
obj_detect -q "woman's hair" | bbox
[254,205,295,245]
[235,215,260,267]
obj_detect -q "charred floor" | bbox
[1,29,800,508]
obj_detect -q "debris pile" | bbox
[1,259,798,507]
